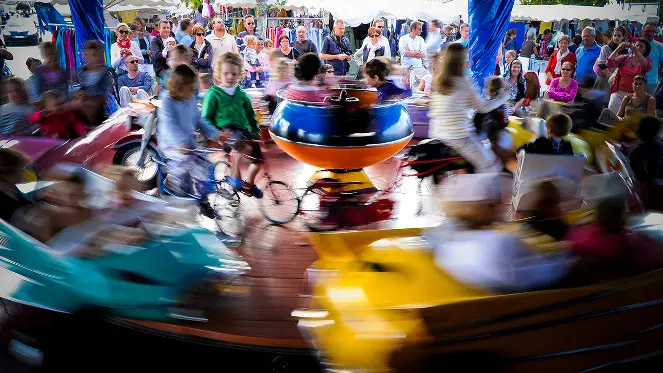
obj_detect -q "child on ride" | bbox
[264,58,292,114]
[517,113,574,156]
[201,52,263,198]
[157,64,221,208]
[29,90,87,139]
[425,173,572,293]
[477,77,514,168]
[363,58,412,103]
[428,43,509,173]
[284,53,328,103]
[628,116,663,183]
[0,148,32,222]
[526,180,570,240]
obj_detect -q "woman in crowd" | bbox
[502,50,517,77]
[520,31,539,59]
[539,29,554,60]
[133,17,154,78]
[505,59,526,113]
[190,24,214,74]
[34,42,68,99]
[354,27,385,69]
[546,61,578,104]
[503,28,518,54]
[0,78,35,135]
[274,35,300,60]
[428,43,509,173]
[600,75,655,141]
[606,39,652,114]
[110,23,143,76]
[593,25,628,92]
[545,35,576,85]
[77,40,112,125]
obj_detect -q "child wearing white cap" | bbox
[424,173,573,294]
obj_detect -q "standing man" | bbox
[206,17,239,64]
[321,20,352,76]
[457,23,470,47]
[177,18,194,46]
[294,26,318,55]
[574,26,601,83]
[425,19,442,69]
[150,20,172,85]
[642,22,663,94]
[360,19,391,59]
[399,21,427,89]
[236,15,262,51]
[133,18,154,79]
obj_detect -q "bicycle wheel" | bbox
[209,185,245,239]
[260,180,299,225]
[299,185,340,232]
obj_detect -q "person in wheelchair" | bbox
[157,64,220,214]
[517,113,574,156]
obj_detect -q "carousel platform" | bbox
[0,143,445,371]
[116,143,445,351]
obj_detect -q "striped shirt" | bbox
[0,103,35,135]
[428,77,510,140]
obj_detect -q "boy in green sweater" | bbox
[202,52,263,198]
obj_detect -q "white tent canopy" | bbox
[511,3,658,24]
[43,0,180,11]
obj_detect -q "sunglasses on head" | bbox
[118,30,129,34]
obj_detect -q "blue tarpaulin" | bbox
[34,2,67,34]
[68,0,105,69]
[467,0,515,87]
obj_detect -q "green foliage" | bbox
[519,0,608,5]
[189,0,203,10]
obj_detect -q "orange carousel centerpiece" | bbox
[269,87,414,193]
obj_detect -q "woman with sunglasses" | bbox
[354,27,385,75]
[111,23,143,77]
[546,61,578,104]
[190,24,214,74]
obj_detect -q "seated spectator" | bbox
[29,90,87,139]
[526,180,569,240]
[0,148,32,222]
[544,35,576,85]
[363,58,411,103]
[117,55,152,108]
[284,53,327,103]
[628,116,663,183]
[426,173,572,294]
[546,61,578,104]
[78,40,112,124]
[23,57,42,102]
[0,78,36,135]
[518,113,574,156]
[601,75,655,142]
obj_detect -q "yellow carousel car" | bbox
[294,219,663,372]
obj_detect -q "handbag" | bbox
[609,57,628,94]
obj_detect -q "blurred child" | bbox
[157,64,220,210]
[29,90,87,139]
[479,77,514,167]
[264,58,292,113]
[363,58,411,102]
[317,64,334,87]
[201,52,263,198]
[285,53,327,103]
[0,148,31,222]
[42,166,92,237]
[160,45,193,93]
[198,72,213,101]
[103,165,142,209]
[78,39,112,125]
[517,113,574,155]
[418,52,441,94]
[242,35,265,88]
[526,180,569,240]
[628,116,663,183]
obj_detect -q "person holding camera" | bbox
[321,20,352,76]
[606,38,652,114]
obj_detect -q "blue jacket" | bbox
[376,78,412,103]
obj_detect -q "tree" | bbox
[188,0,203,10]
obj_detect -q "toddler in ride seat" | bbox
[517,113,574,156]
[363,58,412,103]
[29,90,87,140]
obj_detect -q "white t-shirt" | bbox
[206,32,239,64]
[426,224,571,293]
[111,40,144,72]
[221,86,236,96]
[361,35,391,58]
[398,34,426,69]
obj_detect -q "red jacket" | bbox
[545,50,577,85]
[29,110,87,139]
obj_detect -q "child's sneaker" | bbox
[226,176,243,190]
[247,184,263,199]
